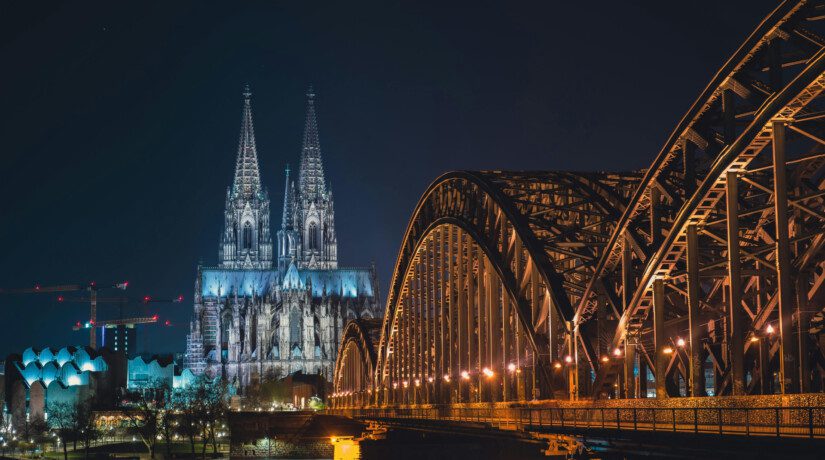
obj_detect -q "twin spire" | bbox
[231,84,328,220]
[297,86,327,201]
[232,84,262,198]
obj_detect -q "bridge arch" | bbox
[332,318,382,408]
[573,0,825,398]
[366,171,636,405]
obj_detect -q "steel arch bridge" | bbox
[333,0,825,408]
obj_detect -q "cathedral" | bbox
[184,86,381,389]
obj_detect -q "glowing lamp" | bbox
[482,367,494,378]
[427,376,434,383]
[553,362,562,369]
[750,336,759,343]
[443,374,451,382]
[507,363,517,372]
[766,324,775,335]
[601,356,609,363]
[662,346,674,355]
[676,338,686,347]
[414,379,420,387]
[460,370,470,380]
[613,348,622,357]
[564,355,573,364]
[392,382,398,389]
[402,380,409,388]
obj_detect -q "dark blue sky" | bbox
[0,1,779,355]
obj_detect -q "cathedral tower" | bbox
[219,85,273,269]
[278,87,338,269]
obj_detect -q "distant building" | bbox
[2,346,125,430]
[127,354,195,391]
[102,324,137,357]
[184,86,382,390]
[2,346,192,430]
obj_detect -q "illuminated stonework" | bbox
[184,87,381,389]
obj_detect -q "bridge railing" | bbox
[328,405,825,439]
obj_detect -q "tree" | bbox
[122,382,169,459]
[173,376,230,459]
[172,384,200,458]
[157,405,177,458]
[48,402,76,460]
[75,399,99,460]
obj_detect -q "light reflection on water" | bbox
[331,436,361,460]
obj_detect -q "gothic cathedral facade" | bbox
[184,86,381,390]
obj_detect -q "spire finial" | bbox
[243,83,252,100]
[306,84,315,100]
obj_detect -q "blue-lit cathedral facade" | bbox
[184,87,381,390]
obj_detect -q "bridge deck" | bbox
[329,405,825,440]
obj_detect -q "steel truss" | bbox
[332,0,825,404]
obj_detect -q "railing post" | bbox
[601,408,605,430]
[694,408,698,434]
[633,408,637,431]
[810,408,814,439]
[746,409,750,436]
[617,408,621,431]
[652,408,656,432]
[718,408,723,435]
[672,409,676,433]
[775,408,780,438]
[561,408,565,428]
[539,408,542,426]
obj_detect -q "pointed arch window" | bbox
[243,222,253,250]
[289,308,302,346]
[308,223,318,251]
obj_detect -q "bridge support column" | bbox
[687,224,705,396]
[726,171,746,396]
[772,121,800,394]
[653,278,668,398]
[624,335,637,398]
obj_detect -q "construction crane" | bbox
[0,282,182,349]
[0,281,128,348]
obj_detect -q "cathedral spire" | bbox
[233,84,262,198]
[281,164,294,230]
[298,86,327,201]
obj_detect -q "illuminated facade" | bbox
[185,87,380,389]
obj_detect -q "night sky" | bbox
[0,1,780,356]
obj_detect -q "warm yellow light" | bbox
[750,336,760,343]
[392,382,398,389]
[443,374,451,382]
[766,324,775,335]
[460,370,470,380]
[427,376,434,383]
[564,355,573,364]
[553,362,562,369]
[676,338,686,347]
[482,367,494,378]
[613,348,622,357]
[601,356,609,363]
[402,380,409,388]
[414,379,421,387]
[507,363,517,372]
[662,347,673,355]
